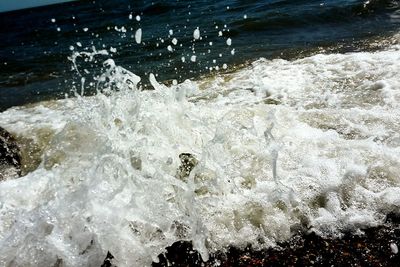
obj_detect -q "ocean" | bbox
[0,0,400,266]
[1,0,400,110]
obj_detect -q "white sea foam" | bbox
[1,39,400,266]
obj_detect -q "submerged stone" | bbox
[0,127,21,180]
[101,252,116,267]
[176,153,199,181]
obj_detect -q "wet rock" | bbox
[386,212,400,224]
[176,153,198,181]
[264,98,281,105]
[97,214,400,266]
[0,127,21,180]
[152,214,400,267]
[153,241,204,267]
[130,152,142,170]
[101,252,116,267]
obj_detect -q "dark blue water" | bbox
[1,0,399,111]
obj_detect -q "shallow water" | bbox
[1,32,400,265]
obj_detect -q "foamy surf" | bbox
[1,37,400,266]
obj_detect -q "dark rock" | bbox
[153,241,204,267]
[176,153,198,181]
[386,212,400,224]
[0,127,21,180]
[264,98,281,105]
[151,215,400,267]
[101,252,116,267]
[98,215,400,266]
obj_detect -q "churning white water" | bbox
[1,38,400,266]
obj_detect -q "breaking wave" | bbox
[1,34,400,266]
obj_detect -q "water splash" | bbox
[1,37,400,266]
[263,113,279,183]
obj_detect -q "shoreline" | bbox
[99,214,400,266]
[147,213,400,267]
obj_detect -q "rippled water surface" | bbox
[1,0,400,109]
